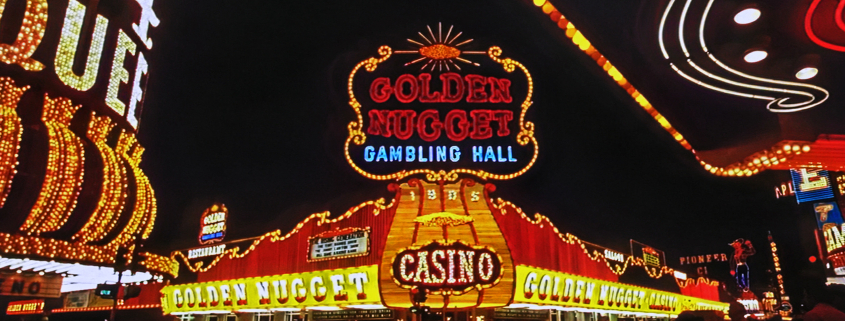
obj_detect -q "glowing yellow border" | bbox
[344,46,539,182]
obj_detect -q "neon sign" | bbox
[515,266,727,313]
[790,169,834,203]
[308,228,370,262]
[679,253,727,265]
[161,266,380,314]
[187,244,226,259]
[345,24,538,181]
[6,299,44,315]
[199,204,227,244]
[774,182,794,199]
[391,240,502,294]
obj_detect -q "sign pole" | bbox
[110,271,122,321]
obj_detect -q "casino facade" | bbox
[164,179,727,321]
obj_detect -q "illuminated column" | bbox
[54,0,108,91]
[108,131,156,247]
[0,78,29,208]
[21,95,85,235]
[72,113,128,243]
[768,232,786,297]
[0,0,48,71]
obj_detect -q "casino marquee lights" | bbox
[0,0,176,277]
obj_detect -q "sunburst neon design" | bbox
[395,23,486,71]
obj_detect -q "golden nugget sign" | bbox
[515,266,727,313]
[391,240,502,294]
[345,24,537,181]
[161,266,380,314]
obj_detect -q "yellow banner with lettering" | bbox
[161,265,380,314]
[514,265,727,314]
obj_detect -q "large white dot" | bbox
[734,8,761,24]
[744,50,767,63]
[795,67,818,80]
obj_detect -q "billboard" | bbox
[344,24,537,181]
[630,240,665,268]
[791,169,835,203]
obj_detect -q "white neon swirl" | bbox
[658,0,677,59]
[678,0,693,57]
[658,0,830,113]
[699,0,829,112]
[698,0,714,51]
[671,64,772,99]
[688,59,812,100]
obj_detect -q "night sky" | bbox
[135,0,823,297]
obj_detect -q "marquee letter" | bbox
[444,110,470,141]
[331,274,347,301]
[417,109,442,142]
[272,280,288,304]
[127,53,148,129]
[132,0,160,49]
[394,74,418,103]
[367,110,392,137]
[256,281,270,304]
[291,278,306,303]
[418,73,441,102]
[488,77,512,103]
[431,250,446,283]
[0,0,48,71]
[311,276,327,302]
[348,272,369,299]
[465,75,487,103]
[523,272,537,298]
[393,110,416,140]
[492,110,513,136]
[106,30,137,115]
[369,77,392,103]
[55,0,108,91]
[440,72,464,103]
[469,110,493,139]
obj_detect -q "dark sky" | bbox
[135,0,823,296]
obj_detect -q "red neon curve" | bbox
[805,0,845,51]
[836,0,845,32]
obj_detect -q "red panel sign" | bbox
[6,299,44,315]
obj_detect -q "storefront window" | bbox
[254,312,274,321]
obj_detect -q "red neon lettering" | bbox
[441,73,464,103]
[369,77,392,103]
[393,74,418,103]
[465,75,488,103]
[393,110,416,140]
[367,110,392,137]
[488,77,513,103]
[470,110,492,139]
[444,110,470,141]
[417,110,442,142]
[418,73,441,102]
[366,109,512,141]
[366,73,512,103]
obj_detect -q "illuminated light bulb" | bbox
[744,50,767,63]
[803,145,811,152]
[734,8,760,24]
[795,67,818,80]
[533,0,545,6]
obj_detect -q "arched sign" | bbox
[391,240,503,295]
